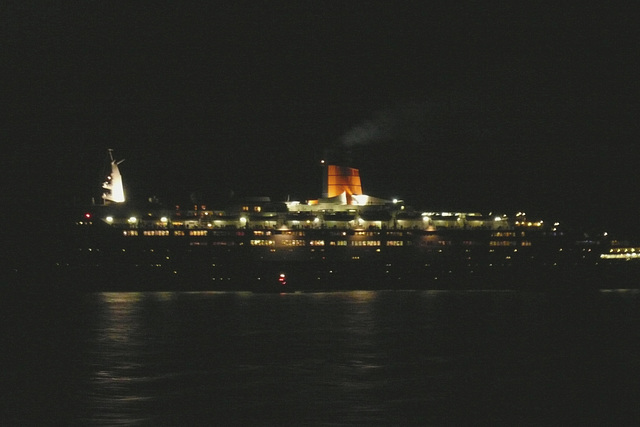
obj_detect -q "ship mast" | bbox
[102,149,125,204]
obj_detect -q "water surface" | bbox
[3,288,640,425]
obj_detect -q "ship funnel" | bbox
[324,164,362,204]
[102,149,125,204]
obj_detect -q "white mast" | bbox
[102,149,125,204]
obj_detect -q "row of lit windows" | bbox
[117,220,542,237]
[250,240,275,246]
[490,241,517,246]
[280,231,306,236]
[119,231,536,249]
[121,230,535,245]
[253,230,272,236]
[515,221,543,227]
[245,239,405,247]
[235,239,405,247]
[355,231,380,236]
[143,230,170,236]
[123,229,211,237]
[107,215,554,231]
[123,229,213,237]
[242,206,262,212]
[281,240,306,246]
[351,241,381,246]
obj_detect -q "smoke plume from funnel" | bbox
[340,103,433,148]
[340,110,396,147]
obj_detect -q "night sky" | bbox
[4,3,639,237]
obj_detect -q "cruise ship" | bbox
[59,150,635,292]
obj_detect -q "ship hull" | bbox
[38,223,634,292]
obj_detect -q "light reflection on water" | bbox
[83,291,398,425]
[3,289,640,425]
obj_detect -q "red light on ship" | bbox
[278,273,287,286]
[84,212,92,219]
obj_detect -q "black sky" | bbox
[3,2,639,236]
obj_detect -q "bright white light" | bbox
[494,216,502,221]
[393,198,398,204]
[352,194,370,206]
[106,216,113,223]
[239,217,247,225]
[103,160,125,203]
[128,216,137,223]
[160,217,168,223]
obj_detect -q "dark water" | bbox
[2,287,640,425]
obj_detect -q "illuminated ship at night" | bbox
[61,150,635,291]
